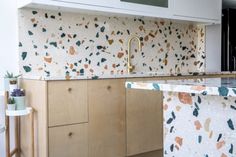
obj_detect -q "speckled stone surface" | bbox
[126,77,236,157]
[19,9,205,80]
[126,77,236,97]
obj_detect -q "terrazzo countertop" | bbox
[22,71,236,80]
[126,77,236,97]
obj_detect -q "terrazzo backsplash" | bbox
[19,8,205,79]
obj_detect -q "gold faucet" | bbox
[127,35,141,73]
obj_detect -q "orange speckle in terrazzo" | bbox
[178,92,193,105]
[204,118,211,132]
[191,85,206,91]
[176,106,181,111]
[69,64,73,69]
[163,104,168,111]
[216,141,225,150]
[175,136,183,146]
[44,56,52,63]
[209,130,213,138]
[117,52,124,58]
[108,39,114,45]
[194,120,202,130]
[221,153,227,157]
[69,46,77,55]
[84,64,88,69]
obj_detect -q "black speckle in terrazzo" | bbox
[217,133,222,142]
[28,31,33,35]
[170,126,174,133]
[197,96,201,104]
[227,119,235,130]
[32,11,38,15]
[45,13,48,18]
[229,144,233,154]
[23,65,32,73]
[193,108,198,117]
[100,26,105,32]
[42,28,46,32]
[49,42,57,48]
[171,111,176,119]
[230,105,236,110]
[170,144,174,152]
[19,42,22,47]
[50,15,56,19]
[198,135,202,143]
[21,52,27,60]
[76,40,81,47]
[101,58,107,63]
[167,118,173,124]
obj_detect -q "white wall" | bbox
[0,0,19,156]
[205,24,222,72]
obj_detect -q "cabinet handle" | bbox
[67,88,72,92]
[68,132,73,137]
[107,85,111,90]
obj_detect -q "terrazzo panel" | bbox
[163,92,236,157]
[126,77,236,97]
[19,9,205,79]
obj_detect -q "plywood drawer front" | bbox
[48,81,88,127]
[49,123,88,157]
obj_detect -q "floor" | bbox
[131,149,163,157]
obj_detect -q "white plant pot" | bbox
[4,78,18,91]
[9,84,18,92]
[7,104,16,110]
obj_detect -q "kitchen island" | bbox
[126,77,236,157]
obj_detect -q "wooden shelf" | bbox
[0,124,5,133]
[6,107,32,117]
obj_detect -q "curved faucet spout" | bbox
[127,35,141,74]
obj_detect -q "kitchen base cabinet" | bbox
[88,79,126,157]
[20,79,89,157]
[126,78,163,156]
[20,78,163,157]
[49,123,88,157]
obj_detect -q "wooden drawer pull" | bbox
[107,85,111,90]
[68,132,73,137]
[67,88,72,92]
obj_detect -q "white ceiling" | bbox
[223,0,236,8]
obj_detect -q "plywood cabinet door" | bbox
[126,79,163,156]
[88,79,126,157]
[49,123,88,157]
[48,81,88,127]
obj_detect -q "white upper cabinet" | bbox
[171,0,222,23]
[18,0,221,24]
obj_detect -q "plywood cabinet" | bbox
[87,79,126,157]
[126,78,163,156]
[49,123,88,157]
[48,81,88,127]
[21,78,164,157]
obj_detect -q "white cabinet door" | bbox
[52,0,119,8]
[52,0,171,17]
[172,0,221,20]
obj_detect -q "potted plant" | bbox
[11,89,26,110]
[4,71,21,92]
[7,97,16,111]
